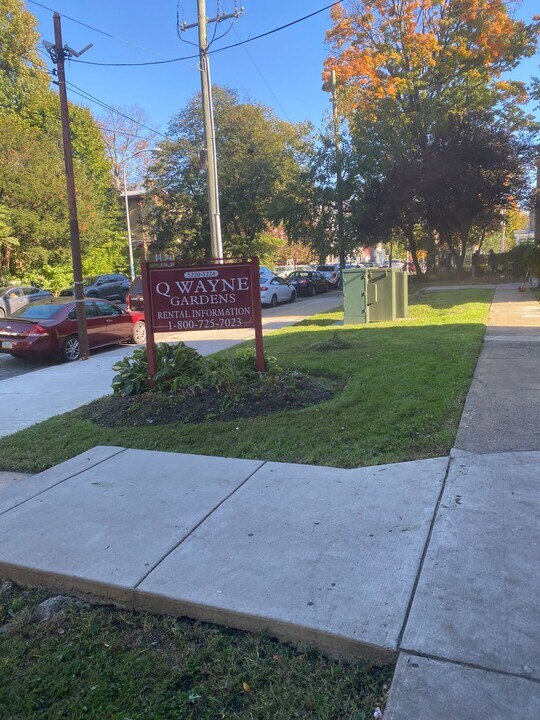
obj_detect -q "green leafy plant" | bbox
[524,245,540,277]
[112,343,282,397]
[111,347,150,397]
[152,342,204,392]
[112,342,204,397]
[202,347,281,391]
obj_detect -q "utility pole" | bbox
[46,14,92,360]
[180,2,243,260]
[535,157,540,246]
[330,70,346,274]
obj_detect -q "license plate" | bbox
[1,341,13,349]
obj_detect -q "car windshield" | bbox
[10,303,63,320]
[317,266,335,272]
[130,278,143,293]
[0,286,13,295]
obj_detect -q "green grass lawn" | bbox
[0,584,391,720]
[0,290,493,474]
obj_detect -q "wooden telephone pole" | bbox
[180,2,243,260]
[46,13,91,360]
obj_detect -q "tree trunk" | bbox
[404,227,425,279]
[426,229,438,275]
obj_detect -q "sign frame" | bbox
[141,257,264,386]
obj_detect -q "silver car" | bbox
[0,285,53,318]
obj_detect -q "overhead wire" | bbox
[26,0,197,69]
[68,2,342,67]
[230,26,292,122]
[63,81,168,138]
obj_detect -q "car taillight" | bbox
[27,324,47,337]
[126,294,131,309]
[260,286,268,291]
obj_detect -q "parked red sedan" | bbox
[0,298,146,361]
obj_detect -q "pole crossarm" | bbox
[179,8,244,32]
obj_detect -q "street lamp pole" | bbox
[330,70,346,274]
[121,147,157,279]
[123,164,136,281]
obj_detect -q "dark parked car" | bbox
[60,273,130,303]
[0,298,146,362]
[0,285,52,318]
[316,264,340,289]
[286,271,329,297]
[126,276,144,312]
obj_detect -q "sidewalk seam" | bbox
[0,448,128,517]
[395,455,452,649]
[133,460,268,589]
[398,649,540,685]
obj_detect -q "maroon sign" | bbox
[141,258,264,382]
[148,263,256,332]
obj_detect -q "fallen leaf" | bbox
[242,682,252,693]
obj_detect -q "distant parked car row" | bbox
[59,273,130,303]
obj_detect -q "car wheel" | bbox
[61,335,80,362]
[0,308,5,318]
[310,285,316,297]
[270,294,278,308]
[131,320,146,344]
[290,290,296,303]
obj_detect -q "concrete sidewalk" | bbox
[0,292,342,439]
[385,285,540,718]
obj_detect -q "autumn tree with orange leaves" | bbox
[324,0,539,273]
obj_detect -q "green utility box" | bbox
[343,268,408,324]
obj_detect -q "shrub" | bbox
[202,347,281,391]
[112,343,281,397]
[524,245,540,277]
[112,342,204,397]
[496,243,533,277]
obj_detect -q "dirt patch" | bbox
[311,332,353,352]
[80,372,336,428]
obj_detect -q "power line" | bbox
[0,53,162,141]
[64,81,168,138]
[71,2,342,68]
[26,0,197,68]
[231,27,292,123]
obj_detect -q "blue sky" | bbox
[27,0,540,138]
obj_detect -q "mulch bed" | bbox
[79,373,336,428]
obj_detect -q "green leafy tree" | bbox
[145,88,315,259]
[0,1,126,289]
[0,0,50,116]
[325,0,540,270]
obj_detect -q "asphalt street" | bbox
[0,291,342,382]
